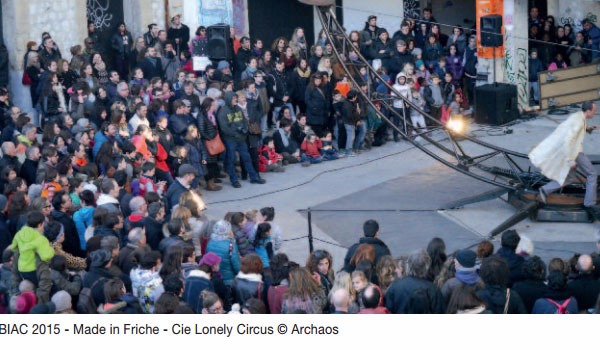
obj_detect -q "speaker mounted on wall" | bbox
[480,15,503,48]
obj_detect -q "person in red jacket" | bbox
[300,132,323,166]
[152,129,173,185]
[258,136,285,173]
[138,162,166,197]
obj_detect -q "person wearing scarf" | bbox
[441,249,483,304]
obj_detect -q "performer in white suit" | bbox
[529,102,598,213]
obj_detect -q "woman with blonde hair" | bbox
[178,190,209,256]
[26,51,43,106]
[328,270,359,313]
[281,267,327,314]
[317,56,333,78]
[289,27,308,60]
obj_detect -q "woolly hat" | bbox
[212,220,232,237]
[19,279,35,293]
[15,291,37,314]
[178,164,198,177]
[199,252,222,267]
[455,249,477,269]
[30,302,57,314]
[28,184,43,201]
[411,47,422,57]
[51,291,72,313]
[217,60,230,70]
[0,194,7,212]
[415,59,425,69]
[83,183,98,193]
[90,248,112,268]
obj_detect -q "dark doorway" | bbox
[86,0,125,70]
[248,0,315,51]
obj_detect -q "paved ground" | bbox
[202,104,600,270]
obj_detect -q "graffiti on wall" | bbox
[404,0,420,20]
[504,30,529,110]
[87,0,113,29]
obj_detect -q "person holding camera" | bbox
[217,91,266,188]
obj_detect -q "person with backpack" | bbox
[79,249,113,313]
[532,270,578,314]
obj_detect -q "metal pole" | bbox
[307,207,314,253]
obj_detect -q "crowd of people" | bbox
[527,7,600,104]
[0,6,599,315]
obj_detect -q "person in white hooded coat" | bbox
[529,102,599,216]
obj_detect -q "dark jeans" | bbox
[241,146,259,180]
[115,55,130,82]
[224,139,259,183]
[205,161,220,181]
[392,107,407,141]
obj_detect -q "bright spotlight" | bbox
[447,114,466,134]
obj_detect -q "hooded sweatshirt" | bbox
[392,73,410,109]
[11,226,55,272]
[217,91,248,142]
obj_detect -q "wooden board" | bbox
[539,63,600,84]
[541,90,600,110]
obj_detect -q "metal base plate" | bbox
[536,208,592,222]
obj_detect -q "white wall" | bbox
[314,0,404,42]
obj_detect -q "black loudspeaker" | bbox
[480,15,503,47]
[207,24,232,61]
[475,83,519,125]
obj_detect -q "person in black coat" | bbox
[19,146,42,186]
[138,47,163,80]
[289,58,311,114]
[144,202,165,251]
[494,230,526,286]
[511,256,552,313]
[235,37,253,84]
[386,40,414,79]
[385,249,446,314]
[305,73,329,137]
[167,15,191,56]
[0,196,9,255]
[111,23,134,80]
[343,219,391,272]
[369,30,394,69]
[82,249,114,308]
[165,164,196,214]
[476,255,527,314]
[567,254,600,312]
[51,191,85,258]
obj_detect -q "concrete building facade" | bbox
[0,0,597,113]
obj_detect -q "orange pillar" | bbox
[477,0,504,59]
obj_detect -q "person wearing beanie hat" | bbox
[29,301,57,314]
[361,14,385,60]
[199,252,222,267]
[206,220,241,286]
[15,291,37,314]
[217,60,230,71]
[496,229,526,286]
[440,250,483,304]
[82,248,114,306]
[51,290,74,314]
